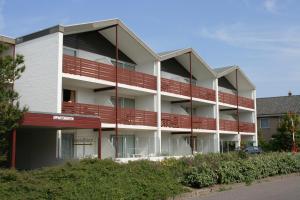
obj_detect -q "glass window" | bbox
[63,47,77,57]
[111,59,135,71]
[111,97,135,109]
[260,118,269,129]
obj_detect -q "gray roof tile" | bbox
[257,95,300,116]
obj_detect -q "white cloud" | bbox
[263,0,278,13]
[199,23,300,57]
[0,0,5,32]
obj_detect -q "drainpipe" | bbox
[98,121,102,159]
[115,25,119,158]
[236,68,240,148]
[189,52,194,154]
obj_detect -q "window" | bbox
[111,60,135,71]
[111,97,135,109]
[260,118,269,129]
[63,89,76,102]
[63,47,77,57]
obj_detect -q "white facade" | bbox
[13,19,257,165]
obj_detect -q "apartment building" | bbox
[2,19,257,169]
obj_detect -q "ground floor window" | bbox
[220,140,236,153]
[61,133,74,160]
[110,135,135,158]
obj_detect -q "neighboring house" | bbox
[257,93,300,140]
[2,19,257,169]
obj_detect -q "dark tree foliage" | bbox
[270,113,300,151]
[0,44,27,166]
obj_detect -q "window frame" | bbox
[260,118,270,129]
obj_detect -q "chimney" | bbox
[288,91,292,96]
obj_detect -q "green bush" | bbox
[0,159,184,200]
[0,152,299,199]
[180,152,300,188]
[183,165,217,188]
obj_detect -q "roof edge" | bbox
[16,25,64,44]
[0,35,16,44]
[159,48,216,77]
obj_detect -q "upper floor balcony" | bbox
[219,119,255,133]
[218,91,254,109]
[63,55,157,91]
[161,112,216,130]
[62,102,157,127]
[161,78,216,102]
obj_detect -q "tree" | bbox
[0,44,27,166]
[269,113,300,152]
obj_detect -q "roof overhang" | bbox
[15,19,158,63]
[159,48,216,80]
[215,66,255,90]
[63,19,159,62]
[20,112,101,129]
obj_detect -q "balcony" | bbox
[63,55,157,90]
[161,78,216,101]
[161,113,216,130]
[219,119,255,133]
[218,92,254,109]
[62,102,157,127]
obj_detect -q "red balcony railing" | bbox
[218,92,254,109]
[161,78,216,101]
[63,55,157,90]
[219,119,255,132]
[62,102,157,127]
[161,113,191,128]
[193,116,216,130]
[161,113,216,130]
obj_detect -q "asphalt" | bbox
[185,174,300,200]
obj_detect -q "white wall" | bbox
[135,95,155,111]
[239,90,253,99]
[195,105,214,118]
[220,112,237,121]
[136,61,155,75]
[15,33,63,113]
[239,112,254,123]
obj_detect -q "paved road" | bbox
[187,175,300,200]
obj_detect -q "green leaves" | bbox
[0,44,27,166]
[180,152,300,188]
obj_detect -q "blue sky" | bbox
[1,0,300,97]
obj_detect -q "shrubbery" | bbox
[164,152,300,188]
[0,152,299,199]
[0,160,184,200]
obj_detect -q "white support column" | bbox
[236,134,241,148]
[56,32,63,159]
[253,89,258,146]
[56,130,62,159]
[57,32,63,113]
[155,60,162,155]
[215,78,220,152]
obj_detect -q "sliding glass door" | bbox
[111,135,135,158]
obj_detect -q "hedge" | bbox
[162,152,300,188]
[0,152,299,199]
[0,160,184,200]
